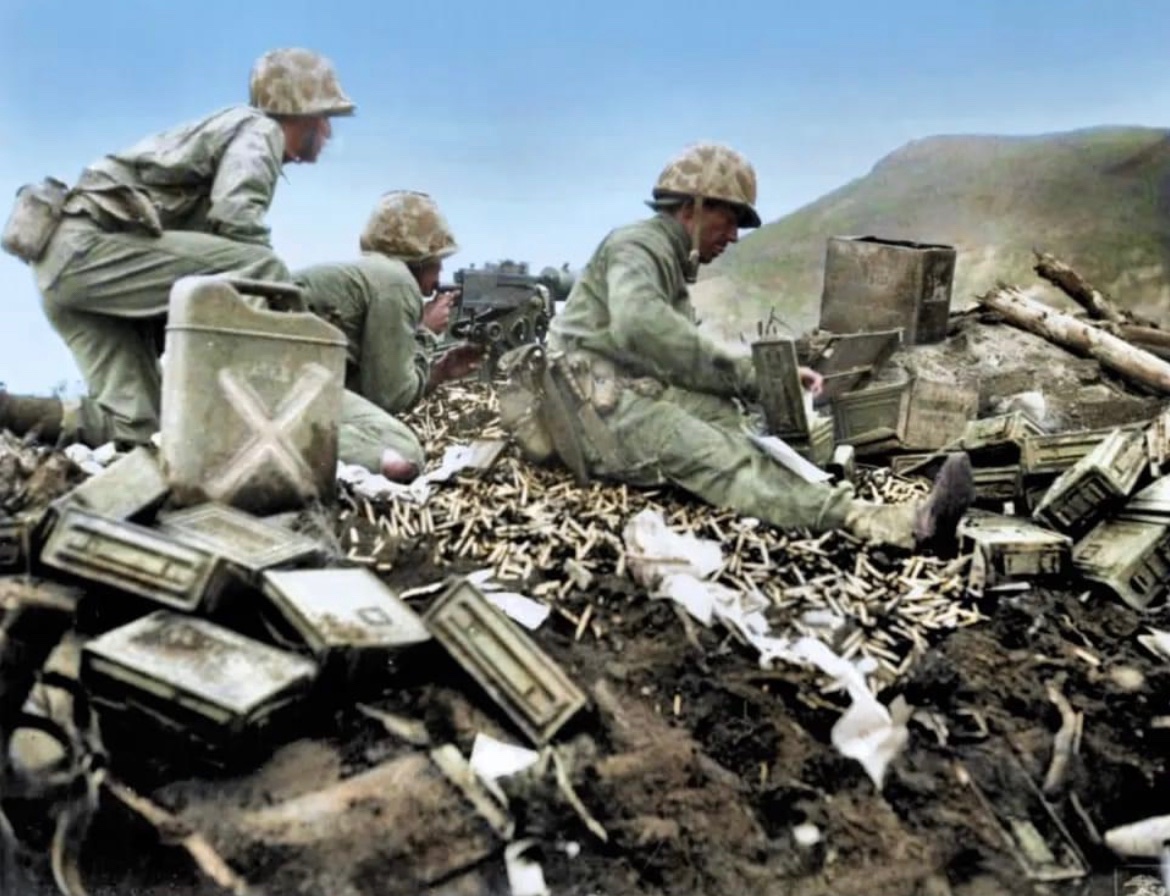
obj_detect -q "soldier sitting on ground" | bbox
[0,47,355,451]
[497,142,975,551]
[294,191,484,481]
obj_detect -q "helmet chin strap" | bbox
[685,195,704,283]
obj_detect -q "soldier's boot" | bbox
[380,448,419,483]
[843,453,975,550]
[0,390,65,443]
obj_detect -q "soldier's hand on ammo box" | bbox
[423,289,458,335]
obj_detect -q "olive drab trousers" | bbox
[34,217,291,447]
[585,383,856,533]
[339,389,426,472]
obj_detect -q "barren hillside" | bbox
[703,126,1170,334]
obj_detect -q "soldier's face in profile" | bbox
[696,203,739,263]
[284,117,332,163]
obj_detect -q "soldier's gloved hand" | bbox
[423,290,458,334]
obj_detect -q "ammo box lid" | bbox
[957,512,1072,549]
[261,568,432,653]
[156,502,321,573]
[81,610,318,717]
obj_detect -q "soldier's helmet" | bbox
[360,191,459,263]
[249,48,355,117]
[651,142,761,228]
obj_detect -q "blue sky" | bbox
[1,0,1168,391]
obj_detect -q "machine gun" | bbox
[440,260,576,374]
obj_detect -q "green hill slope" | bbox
[702,126,1170,335]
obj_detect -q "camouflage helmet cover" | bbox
[651,142,761,228]
[249,48,355,117]
[360,190,459,264]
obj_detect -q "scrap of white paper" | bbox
[469,733,541,781]
[748,433,832,483]
[505,839,551,896]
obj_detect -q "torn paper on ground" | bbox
[464,569,550,629]
[621,509,909,788]
[505,840,551,896]
[470,733,541,781]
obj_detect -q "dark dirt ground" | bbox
[4,328,1170,896]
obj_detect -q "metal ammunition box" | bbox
[751,338,811,438]
[900,375,980,451]
[889,453,942,479]
[261,568,432,683]
[56,446,170,523]
[1117,473,1170,523]
[810,328,904,401]
[960,412,1046,465]
[1021,425,1142,478]
[80,610,319,764]
[39,506,234,613]
[972,466,1023,506]
[789,415,836,468]
[156,502,322,582]
[830,365,911,445]
[818,236,957,345]
[1072,518,1170,610]
[958,513,1071,594]
[1032,428,1148,537]
[424,578,586,746]
[0,517,25,571]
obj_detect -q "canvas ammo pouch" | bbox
[497,344,557,464]
[1,177,70,264]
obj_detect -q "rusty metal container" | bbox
[159,276,348,516]
[818,236,957,345]
[829,365,911,446]
[900,374,980,451]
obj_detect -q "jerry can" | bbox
[819,236,957,345]
[159,276,348,516]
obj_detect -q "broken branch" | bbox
[1032,251,1122,322]
[978,284,1170,394]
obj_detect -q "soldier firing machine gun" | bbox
[440,260,576,374]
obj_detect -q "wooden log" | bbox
[1032,250,1122,322]
[978,284,1170,395]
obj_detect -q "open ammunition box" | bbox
[807,328,903,401]
[1072,517,1170,610]
[39,506,235,613]
[261,568,432,684]
[1021,425,1142,478]
[80,610,319,767]
[788,415,836,467]
[156,502,322,583]
[751,338,813,439]
[958,512,1071,595]
[1032,428,1148,538]
[1118,473,1170,524]
[424,578,586,746]
[829,365,911,446]
[959,412,1046,465]
[972,466,1023,508]
[51,445,170,524]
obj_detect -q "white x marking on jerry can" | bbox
[204,362,333,503]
